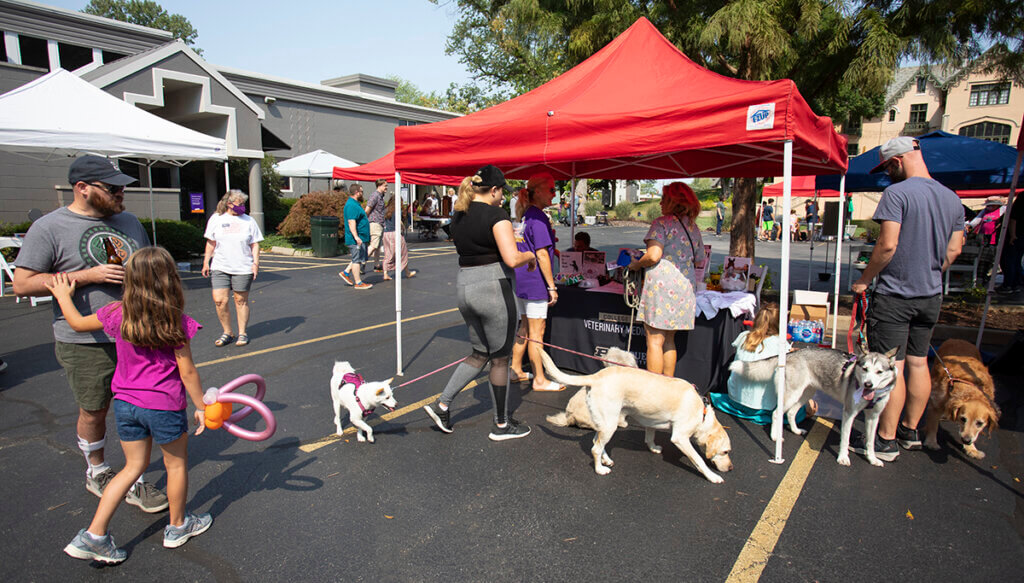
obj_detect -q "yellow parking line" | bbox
[725,418,834,583]
[195,307,459,368]
[298,379,482,453]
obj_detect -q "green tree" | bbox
[389,75,503,114]
[83,0,201,54]
[438,0,1023,257]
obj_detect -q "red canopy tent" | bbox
[332,150,462,186]
[394,17,846,180]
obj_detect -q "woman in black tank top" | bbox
[423,165,537,441]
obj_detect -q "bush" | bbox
[141,219,205,261]
[0,221,33,261]
[851,219,878,242]
[266,197,297,233]
[584,200,604,216]
[645,204,663,222]
[278,191,347,238]
[613,201,635,220]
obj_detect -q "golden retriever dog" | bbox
[539,349,733,483]
[545,347,636,430]
[924,339,1000,459]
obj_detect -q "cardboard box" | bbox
[790,290,830,343]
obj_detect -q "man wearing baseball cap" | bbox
[851,137,964,461]
[13,155,166,511]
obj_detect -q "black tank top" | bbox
[451,201,510,267]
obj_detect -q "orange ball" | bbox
[204,401,233,430]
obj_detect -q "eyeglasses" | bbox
[86,182,125,195]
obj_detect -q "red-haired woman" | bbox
[627,182,706,376]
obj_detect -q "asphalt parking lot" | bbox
[1,226,1022,582]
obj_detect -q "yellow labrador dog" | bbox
[546,347,636,430]
[539,349,733,483]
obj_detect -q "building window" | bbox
[969,83,1010,107]
[279,176,292,193]
[846,116,861,134]
[916,77,927,93]
[888,109,896,122]
[58,42,92,71]
[959,121,1011,144]
[847,143,859,156]
[909,104,927,124]
[102,50,127,64]
[1,31,7,62]
[398,120,417,126]
[18,34,48,69]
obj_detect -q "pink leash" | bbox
[395,357,467,389]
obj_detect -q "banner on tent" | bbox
[189,192,204,214]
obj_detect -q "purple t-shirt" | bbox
[96,303,201,411]
[514,206,555,300]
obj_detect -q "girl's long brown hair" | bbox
[743,303,779,352]
[120,246,187,349]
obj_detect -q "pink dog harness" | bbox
[343,373,375,418]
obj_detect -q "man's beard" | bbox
[89,193,125,216]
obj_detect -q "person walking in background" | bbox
[762,198,776,241]
[997,198,1023,295]
[381,194,417,281]
[13,155,166,513]
[805,199,819,241]
[364,179,388,273]
[715,196,726,236]
[423,165,537,440]
[202,190,263,348]
[851,136,964,462]
[47,248,211,564]
[339,184,373,290]
[628,182,706,376]
[509,173,563,392]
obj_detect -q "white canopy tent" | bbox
[274,149,357,192]
[0,69,228,241]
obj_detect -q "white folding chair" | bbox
[0,236,51,307]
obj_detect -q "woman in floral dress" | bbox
[627,182,706,376]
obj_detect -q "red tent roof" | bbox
[395,17,847,180]
[332,150,463,186]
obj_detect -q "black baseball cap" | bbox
[474,164,510,191]
[68,155,137,186]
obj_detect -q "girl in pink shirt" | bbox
[47,246,211,564]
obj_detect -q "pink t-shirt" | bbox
[96,303,201,411]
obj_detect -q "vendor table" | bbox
[544,286,748,394]
[414,216,450,240]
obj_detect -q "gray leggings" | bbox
[439,262,517,424]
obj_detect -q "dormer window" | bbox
[916,77,927,93]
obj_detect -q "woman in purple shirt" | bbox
[509,173,563,391]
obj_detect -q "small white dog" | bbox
[330,361,397,443]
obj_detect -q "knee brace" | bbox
[77,435,105,457]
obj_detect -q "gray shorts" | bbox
[211,270,254,292]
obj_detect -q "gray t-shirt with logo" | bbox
[872,176,964,298]
[15,207,149,343]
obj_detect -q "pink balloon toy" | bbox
[202,374,277,441]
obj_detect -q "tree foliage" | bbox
[83,0,201,54]
[390,75,503,114]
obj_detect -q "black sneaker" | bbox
[895,423,922,450]
[488,420,531,441]
[423,404,453,434]
[850,432,899,462]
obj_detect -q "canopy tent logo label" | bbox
[747,103,776,131]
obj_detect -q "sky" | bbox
[45,0,474,94]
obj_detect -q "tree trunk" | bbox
[729,177,758,258]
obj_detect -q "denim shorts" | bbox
[350,242,368,264]
[113,399,188,444]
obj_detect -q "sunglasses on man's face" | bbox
[86,182,125,195]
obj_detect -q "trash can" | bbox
[310,215,340,257]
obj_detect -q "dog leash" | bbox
[394,357,467,390]
[926,344,986,395]
[623,268,643,354]
[847,292,869,354]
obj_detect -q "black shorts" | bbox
[867,293,942,360]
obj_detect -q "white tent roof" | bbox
[274,149,357,178]
[0,69,226,161]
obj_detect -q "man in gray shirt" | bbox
[851,137,964,461]
[364,179,388,273]
[14,156,166,512]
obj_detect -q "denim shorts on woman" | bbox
[211,270,254,292]
[113,399,188,444]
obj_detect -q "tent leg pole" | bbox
[832,176,846,349]
[976,148,1022,348]
[395,171,404,377]
[772,140,794,465]
[147,161,157,246]
[570,174,577,244]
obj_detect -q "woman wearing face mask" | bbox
[202,190,264,347]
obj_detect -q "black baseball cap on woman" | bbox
[474,164,510,191]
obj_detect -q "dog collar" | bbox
[343,373,375,418]
[841,354,857,375]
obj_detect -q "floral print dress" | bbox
[637,214,705,330]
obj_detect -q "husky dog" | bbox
[330,361,397,443]
[730,346,899,466]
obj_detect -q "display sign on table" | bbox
[559,251,606,278]
[720,256,751,292]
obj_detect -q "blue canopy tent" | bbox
[816,131,1018,192]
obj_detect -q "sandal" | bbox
[533,380,566,392]
[510,372,534,383]
[236,334,250,347]
[214,333,234,347]
[405,270,417,278]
